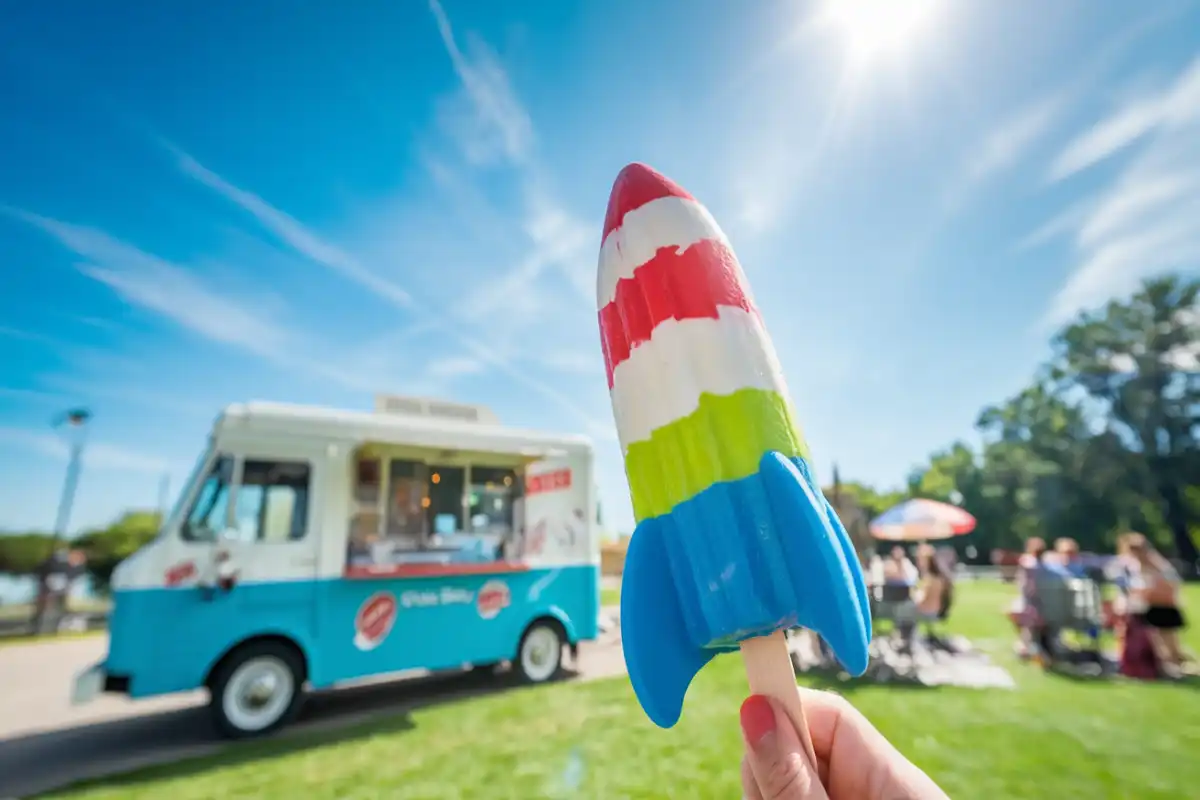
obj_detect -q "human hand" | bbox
[739,688,949,800]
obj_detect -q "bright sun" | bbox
[814,0,944,70]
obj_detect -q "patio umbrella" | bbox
[869,498,976,542]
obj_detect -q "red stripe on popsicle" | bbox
[598,237,754,386]
[602,163,694,244]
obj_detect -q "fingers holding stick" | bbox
[740,630,828,799]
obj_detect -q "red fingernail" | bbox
[740,694,776,746]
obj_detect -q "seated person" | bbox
[914,546,951,624]
[882,546,919,586]
[871,546,918,608]
[867,553,885,587]
[1042,537,1087,578]
[1008,537,1049,658]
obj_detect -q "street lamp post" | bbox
[32,408,91,635]
[51,408,92,546]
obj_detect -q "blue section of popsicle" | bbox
[620,452,871,729]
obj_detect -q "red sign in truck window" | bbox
[526,468,571,496]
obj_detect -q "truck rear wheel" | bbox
[209,640,304,739]
[516,620,564,684]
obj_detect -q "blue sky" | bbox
[1,0,1199,537]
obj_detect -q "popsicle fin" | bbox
[759,451,872,676]
[620,515,716,728]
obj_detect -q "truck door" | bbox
[218,444,325,608]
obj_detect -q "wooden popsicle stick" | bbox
[740,630,820,772]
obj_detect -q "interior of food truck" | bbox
[345,443,530,576]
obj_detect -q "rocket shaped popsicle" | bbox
[598,163,871,729]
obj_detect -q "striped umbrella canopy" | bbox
[869,498,976,542]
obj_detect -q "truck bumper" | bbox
[70,662,130,705]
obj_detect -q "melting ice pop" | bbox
[597,163,871,738]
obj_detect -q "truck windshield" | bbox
[165,445,212,529]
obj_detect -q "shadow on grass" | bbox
[798,669,943,693]
[7,665,588,799]
[1042,663,1200,690]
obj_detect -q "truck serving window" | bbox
[234,460,311,543]
[468,466,519,535]
[427,464,465,535]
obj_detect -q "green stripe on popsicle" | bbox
[623,387,811,522]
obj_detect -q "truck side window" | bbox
[182,456,234,542]
[234,460,311,543]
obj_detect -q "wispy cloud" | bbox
[170,147,417,310]
[953,5,1188,211]
[162,151,607,434]
[1047,57,1200,183]
[537,349,604,376]
[0,426,174,474]
[932,95,1068,222]
[427,0,533,166]
[426,356,486,379]
[0,324,69,349]
[0,386,67,404]
[1042,57,1200,326]
[39,374,214,418]
[962,98,1063,186]
[1013,199,1095,253]
[11,211,289,353]
[5,209,371,390]
[166,143,608,430]
[425,0,595,325]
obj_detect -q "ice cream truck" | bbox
[72,395,601,738]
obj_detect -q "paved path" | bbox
[0,613,626,799]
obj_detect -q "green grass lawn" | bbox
[44,582,1200,800]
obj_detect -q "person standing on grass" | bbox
[1123,533,1191,677]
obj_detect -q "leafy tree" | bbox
[0,532,57,575]
[1051,275,1200,569]
[75,511,161,593]
[891,277,1198,568]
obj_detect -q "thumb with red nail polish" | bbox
[739,694,828,799]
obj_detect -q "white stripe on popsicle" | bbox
[597,195,731,308]
[608,305,790,449]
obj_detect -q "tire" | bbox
[209,640,305,739]
[515,620,564,684]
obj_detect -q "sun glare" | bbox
[815,0,943,70]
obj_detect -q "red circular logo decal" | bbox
[477,580,512,620]
[354,591,398,651]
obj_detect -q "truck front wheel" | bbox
[209,640,305,739]
[516,620,564,684]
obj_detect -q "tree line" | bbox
[0,511,161,595]
[837,274,1200,572]
[0,275,1196,589]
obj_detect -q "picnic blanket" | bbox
[790,631,1016,690]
